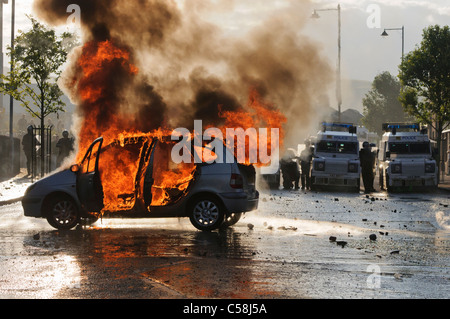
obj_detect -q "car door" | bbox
[147,139,198,211]
[77,137,104,213]
[142,138,158,209]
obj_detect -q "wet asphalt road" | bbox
[0,188,449,299]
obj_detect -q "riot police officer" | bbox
[56,130,74,167]
[280,149,300,190]
[300,140,314,190]
[359,141,376,193]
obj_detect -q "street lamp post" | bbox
[312,4,342,122]
[381,26,405,61]
[381,26,405,93]
[9,0,14,173]
[1,1,5,115]
[0,0,12,171]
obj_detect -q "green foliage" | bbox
[362,71,411,136]
[0,16,76,121]
[399,25,450,130]
[399,25,450,179]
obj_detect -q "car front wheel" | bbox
[189,196,225,232]
[46,196,80,230]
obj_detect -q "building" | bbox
[428,123,450,179]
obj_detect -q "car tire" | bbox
[222,212,242,228]
[45,196,80,230]
[189,196,225,232]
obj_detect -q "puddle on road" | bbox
[242,213,366,238]
[1,199,449,298]
[395,196,433,202]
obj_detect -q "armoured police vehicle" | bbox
[378,123,437,191]
[311,123,361,192]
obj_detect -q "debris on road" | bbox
[394,273,403,281]
[336,241,347,248]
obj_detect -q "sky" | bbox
[202,0,450,82]
[0,0,449,111]
[306,0,450,81]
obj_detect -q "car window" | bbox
[337,142,358,154]
[317,141,336,152]
[389,142,430,154]
[317,141,357,154]
[409,142,430,154]
[193,144,218,164]
[389,143,409,154]
[81,140,102,174]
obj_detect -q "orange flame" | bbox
[75,40,141,161]
[218,89,286,166]
[73,40,178,212]
[72,40,285,213]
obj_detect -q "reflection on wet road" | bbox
[0,188,449,299]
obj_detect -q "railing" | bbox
[30,126,53,182]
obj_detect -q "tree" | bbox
[399,25,450,179]
[362,71,411,136]
[0,16,76,177]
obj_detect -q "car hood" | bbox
[32,169,76,188]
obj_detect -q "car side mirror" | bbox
[70,164,80,173]
[385,151,390,159]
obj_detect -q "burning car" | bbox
[22,134,259,231]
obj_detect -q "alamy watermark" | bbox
[366,264,381,289]
[366,4,381,29]
[66,4,81,27]
[171,120,280,174]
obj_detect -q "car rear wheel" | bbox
[46,196,80,230]
[189,196,225,232]
[80,215,99,226]
[222,212,242,228]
